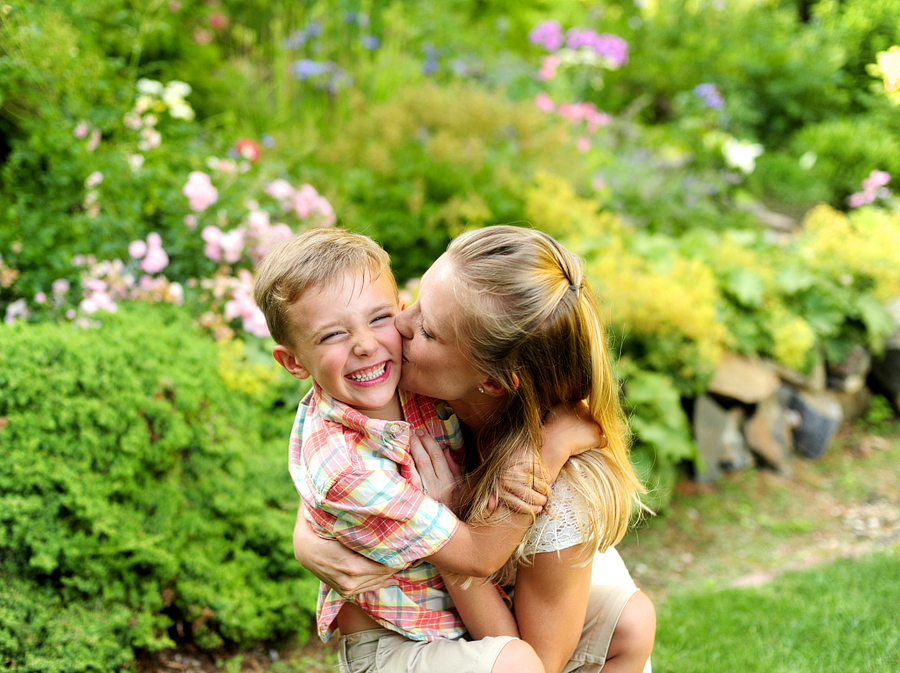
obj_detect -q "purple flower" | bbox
[292,59,328,80]
[593,33,628,67]
[528,20,564,52]
[694,83,725,110]
[361,35,380,50]
[566,29,628,67]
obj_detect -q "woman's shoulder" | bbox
[524,469,590,555]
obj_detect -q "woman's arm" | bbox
[292,503,397,597]
[513,548,594,673]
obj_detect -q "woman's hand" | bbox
[293,504,397,597]
[408,430,462,513]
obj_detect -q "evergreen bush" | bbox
[0,303,316,670]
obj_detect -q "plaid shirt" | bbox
[290,382,465,642]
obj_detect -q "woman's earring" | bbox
[478,387,485,394]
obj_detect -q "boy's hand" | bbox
[409,430,462,514]
[293,505,397,597]
[496,455,550,516]
[542,400,606,467]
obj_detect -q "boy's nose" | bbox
[353,330,377,354]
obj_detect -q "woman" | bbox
[294,226,655,672]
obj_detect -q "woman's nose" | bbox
[394,304,413,338]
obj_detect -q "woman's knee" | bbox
[492,638,544,673]
[614,590,656,656]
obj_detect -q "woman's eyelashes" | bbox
[419,324,434,340]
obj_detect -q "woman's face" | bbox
[395,253,485,408]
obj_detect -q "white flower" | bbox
[164,80,192,98]
[722,138,764,174]
[137,78,164,95]
[4,298,30,324]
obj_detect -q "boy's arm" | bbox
[413,405,605,577]
[439,571,521,639]
[292,502,397,598]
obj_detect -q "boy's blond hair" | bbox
[253,228,395,346]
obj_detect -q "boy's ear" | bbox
[272,344,311,380]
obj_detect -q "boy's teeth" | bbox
[349,363,386,381]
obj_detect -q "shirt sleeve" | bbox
[314,463,460,569]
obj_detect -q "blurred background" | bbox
[1,1,898,671]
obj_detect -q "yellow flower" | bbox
[878,46,900,93]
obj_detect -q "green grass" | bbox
[653,547,900,673]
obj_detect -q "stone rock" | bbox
[784,387,844,459]
[826,345,872,394]
[868,344,900,415]
[742,392,793,475]
[692,394,754,482]
[769,354,827,393]
[707,353,781,404]
[833,385,873,423]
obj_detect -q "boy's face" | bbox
[274,271,402,420]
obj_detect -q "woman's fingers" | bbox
[329,558,399,598]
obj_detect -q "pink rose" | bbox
[535,93,555,113]
[183,171,218,212]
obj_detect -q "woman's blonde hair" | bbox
[445,225,644,582]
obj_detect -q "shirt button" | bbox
[387,423,402,435]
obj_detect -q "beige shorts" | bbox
[337,584,636,673]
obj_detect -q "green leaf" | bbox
[725,268,765,307]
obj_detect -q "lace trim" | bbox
[523,471,589,555]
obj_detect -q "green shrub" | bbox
[0,303,316,670]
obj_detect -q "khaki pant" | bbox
[337,584,636,673]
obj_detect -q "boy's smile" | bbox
[275,271,403,421]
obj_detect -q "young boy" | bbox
[253,228,569,672]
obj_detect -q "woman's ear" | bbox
[481,374,518,396]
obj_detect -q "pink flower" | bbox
[129,239,148,259]
[247,210,270,237]
[575,136,591,153]
[265,179,295,201]
[183,171,218,212]
[35,291,47,304]
[862,170,891,191]
[535,92,555,113]
[556,103,583,121]
[219,228,245,264]
[193,29,213,45]
[538,55,560,81]
[141,246,169,274]
[52,279,71,295]
[208,11,229,31]
[293,184,335,225]
[85,172,104,189]
[140,233,169,273]
[74,121,89,139]
[84,278,108,293]
[202,225,223,262]
[86,128,102,152]
[847,192,872,208]
[184,214,198,228]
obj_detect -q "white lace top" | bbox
[522,469,590,555]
